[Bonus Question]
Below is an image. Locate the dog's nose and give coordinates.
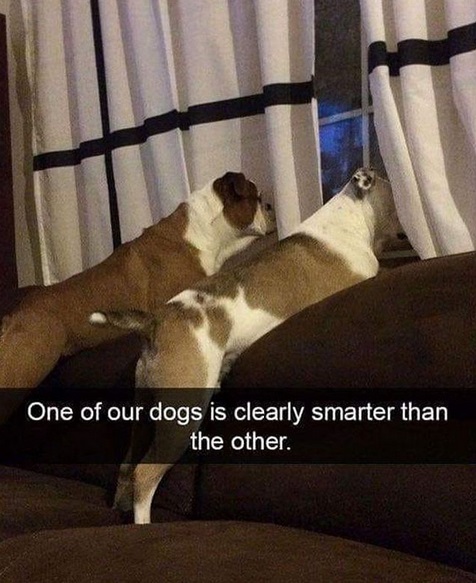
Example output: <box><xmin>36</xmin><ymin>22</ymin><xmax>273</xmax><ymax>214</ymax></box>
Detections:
<box><xmin>265</xmin><ymin>203</ymin><xmax>273</xmax><ymax>211</ymax></box>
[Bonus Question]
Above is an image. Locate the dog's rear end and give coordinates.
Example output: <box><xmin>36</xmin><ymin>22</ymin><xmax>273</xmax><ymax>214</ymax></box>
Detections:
<box><xmin>90</xmin><ymin>305</ymin><xmax>214</xmax><ymax>523</ymax></box>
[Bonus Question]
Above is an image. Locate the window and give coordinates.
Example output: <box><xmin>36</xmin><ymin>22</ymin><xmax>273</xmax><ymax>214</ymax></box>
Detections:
<box><xmin>314</xmin><ymin>0</ymin><xmax>386</xmax><ymax>202</ymax></box>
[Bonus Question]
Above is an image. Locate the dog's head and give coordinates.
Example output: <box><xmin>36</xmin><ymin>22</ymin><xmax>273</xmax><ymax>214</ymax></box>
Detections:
<box><xmin>350</xmin><ymin>167</ymin><xmax>406</xmax><ymax>253</ymax></box>
<box><xmin>351</xmin><ymin>167</ymin><xmax>377</xmax><ymax>197</ymax></box>
<box><xmin>212</xmin><ymin>172</ymin><xmax>276</xmax><ymax>236</ymax></box>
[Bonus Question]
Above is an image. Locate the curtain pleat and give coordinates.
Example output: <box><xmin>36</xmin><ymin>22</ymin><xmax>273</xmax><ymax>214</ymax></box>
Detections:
<box><xmin>361</xmin><ymin>0</ymin><xmax>476</xmax><ymax>258</ymax></box>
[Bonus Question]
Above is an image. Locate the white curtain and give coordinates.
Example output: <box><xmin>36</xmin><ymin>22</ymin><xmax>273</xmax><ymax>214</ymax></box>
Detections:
<box><xmin>360</xmin><ymin>0</ymin><xmax>476</xmax><ymax>258</ymax></box>
<box><xmin>21</xmin><ymin>0</ymin><xmax>321</xmax><ymax>284</ymax></box>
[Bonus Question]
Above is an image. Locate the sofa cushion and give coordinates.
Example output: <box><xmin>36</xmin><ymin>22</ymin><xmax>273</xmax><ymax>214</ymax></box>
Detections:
<box><xmin>0</xmin><ymin>465</ymin><xmax>123</xmax><ymax>542</ymax></box>
<box><xmin>195</xmin><ymin>464</ymin><xmax>476</xmax><ymax>573</ymax></box>
<box><xmin>0</xmin><ymin>520</ymin><xmax>473</xmax><ymax>583</ymax></box>
<box><xmin>224</xmin><ymin>251</ymin><xmax>476</xmax><ymax>388</ymax></box>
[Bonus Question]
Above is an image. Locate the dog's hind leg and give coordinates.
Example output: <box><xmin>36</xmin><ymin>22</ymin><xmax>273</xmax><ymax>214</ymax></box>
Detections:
<box><xmin>134</xmin><ymin>462</ymin><xmax>172</xmax><ymax>524</ymax></box>
<box><xmin>0</xmin><ymin>311</ymin><xmax>67</xmax><ymax>390</ymax></box>
<box><xmin>113</xmin><ymin>387</ymin><xmax>157</xmax><ymax>513</ymax></box>
<box><xmin>132</xmin><ymin>387</ymin><xmax>215</xmax><ymax>524</ymax></box>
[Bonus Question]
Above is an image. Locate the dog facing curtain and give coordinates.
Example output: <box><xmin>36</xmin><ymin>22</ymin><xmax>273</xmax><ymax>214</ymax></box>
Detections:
<box><xmin>361</xmin><ymin>0</ymin><xmax>476</xmax><ymax>258</ymax></box>
<box><xmin>21</xmin><ymin>0</ymin><xmax>320</xmax><ymax>284</ymax></box>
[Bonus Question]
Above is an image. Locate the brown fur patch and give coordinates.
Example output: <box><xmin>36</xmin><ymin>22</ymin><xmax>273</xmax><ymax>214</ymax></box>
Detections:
<box><xmin>134</xmin><ymin>463</ymin><xmax>171</xmax><ymax>506</ymax></box>
<box><xmin>194</xmin><ymin>234</ymin><xmax>363</xmax><ymax>320</ymax></box>
<box><xmin>213</xmin><ymin>172</ymin><xmax>260</xmax><ymax>230</ymax></box>
<box><xmin>146</xmin><ymin>303</ymin><xmax>207</xmax><ymax>388</ymax></box>
<box><xmin>206</xmin><ymin>305</ymin><xmax>233</xmax><ymax>348</ymax></box>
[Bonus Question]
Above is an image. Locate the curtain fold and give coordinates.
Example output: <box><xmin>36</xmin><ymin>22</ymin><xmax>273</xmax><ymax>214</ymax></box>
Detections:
<box><xmin>22</xmin><ymin>0</ymin><xmax>321</xmax><ymax>284</ymax></box>
<box><xmin>361</xmin><ymin>0</ymin><xmax>476</xmax><ymax>258</ymax></box>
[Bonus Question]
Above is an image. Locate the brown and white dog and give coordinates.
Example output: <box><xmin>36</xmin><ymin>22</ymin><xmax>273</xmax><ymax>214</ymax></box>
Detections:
<box><xmin>0</xmin><ymin>172</ymin><xmax>275</xmax><ymax>389</ymax></box>
<box><xmin>91</xmin><ymin>167</ymin><xmax>404</xmax><ymax>524</ymax></box>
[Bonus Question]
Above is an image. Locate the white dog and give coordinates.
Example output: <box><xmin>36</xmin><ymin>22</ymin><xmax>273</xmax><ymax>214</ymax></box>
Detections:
<box><xmin>91</xmin><ymin>167</ymin><xmax>404</xmax><ymax>524</ymax></box>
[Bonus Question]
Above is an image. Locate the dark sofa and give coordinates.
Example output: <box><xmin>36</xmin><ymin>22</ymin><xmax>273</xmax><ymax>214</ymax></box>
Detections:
<box><xmin>0</xmin><ymin>251</ymin><xmax>475</xmax><ymax>582</ymax></box>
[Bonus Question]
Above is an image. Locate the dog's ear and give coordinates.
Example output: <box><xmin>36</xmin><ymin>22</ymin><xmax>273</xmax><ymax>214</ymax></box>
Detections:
<box><xmin>226</xmin><ymin>172</ymin><xmax>247</xmax><ymax>199</ymax></box>
<box><xmin>213</xmin><ymin>172</ymin><xmax>256</xmax><ymax>201</ymax></box>
<box><xmin>351</xmin><ymin>167</ymin><xmax>376</xmax><ymax>198</ymax></box>
<box><xmin>89</xmin><ymin>309</ymin><xmax>157</xmax><ymax>338</ymax></box>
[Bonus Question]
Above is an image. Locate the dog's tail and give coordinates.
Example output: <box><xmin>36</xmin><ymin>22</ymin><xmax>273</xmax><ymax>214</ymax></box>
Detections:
<box><xmin>89</xmin><ymin>310</ymin><xmax>157</xmax><ymax>337</ymax></box>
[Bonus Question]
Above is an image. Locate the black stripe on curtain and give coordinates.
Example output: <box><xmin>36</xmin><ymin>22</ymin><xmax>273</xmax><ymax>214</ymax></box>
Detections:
<box><xmin>368</xmin><ymin>21</ymin><xmax>476</xmax><ymax>76</ymax></box>
<box><xmin>90</xmin><ymin>0</ymin><xmax>122</xmax><ymax>248</ymax></box>
<box><xmin>32</xmin><ymin>80</ymin><xmax>314</xmax><ymax>171</ymax></box>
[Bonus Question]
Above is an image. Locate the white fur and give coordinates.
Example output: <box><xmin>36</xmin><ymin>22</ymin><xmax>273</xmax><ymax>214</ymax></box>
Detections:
<box><xmin>223</xmin><ymin>288</ymin><xmax>283</xmax><ymax>350</ymax></box>
<box><xmin>89</xmin><ymin>312</ymin><xmax>107</xmax><ymax>325</ymax></box>
<box><xmin>192</xmin><ymin>319</ymin><xmax>225</xmax><ymax>388</ymax></box>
